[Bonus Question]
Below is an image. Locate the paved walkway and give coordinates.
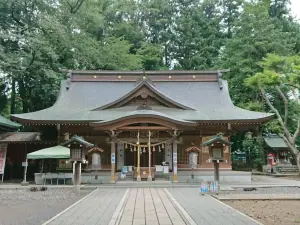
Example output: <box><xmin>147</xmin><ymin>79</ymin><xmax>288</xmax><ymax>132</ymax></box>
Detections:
<box><xmin>168</xmin><ymin>188</ymin><xmax>260</xmax><ymax>225</ymax></box>
<box><xmin>45</xmin><ymin>189</ymin><xmax>126</xmax><ymax>225</ymax></box>
<box><xmin>44</xmin><ymin>188</ymin><xmax>260</xmax><ymax>225</ymax></box>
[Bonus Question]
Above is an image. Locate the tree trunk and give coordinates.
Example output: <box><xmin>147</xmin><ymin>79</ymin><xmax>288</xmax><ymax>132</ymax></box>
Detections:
<box><xmin>18</xmin><ymin>80</ymin><xmax>28</xmax><ymax>113</ymax></box>
<box><xmin>10</xmin><ymin>78</ymin><xmax>16</xmax><ymax>114</ymax></box>
<box><xmin>296</xmin><ymin>152</ymin><xmax>300</xmax><ymax>175</ymax></box>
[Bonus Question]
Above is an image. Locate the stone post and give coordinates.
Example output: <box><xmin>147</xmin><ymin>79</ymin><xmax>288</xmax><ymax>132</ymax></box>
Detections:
<box><xmin>73</xmin><ymin>161</ymin><xmax>81</xmax><ymax>193</ymax></box>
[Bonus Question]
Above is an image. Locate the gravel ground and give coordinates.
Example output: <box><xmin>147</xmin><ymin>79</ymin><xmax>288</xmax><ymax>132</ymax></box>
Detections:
<box><xmin>226</xmin><ymin>200</ymin><xmax>300</xmax><ymax>225</ymax></box>
<box><xmin>221</xmin><ymin>186</ymin><xmax>300</xmax><ymax>194</ymax></box>
<box><xmin>0</xmin><ymin>188</ymin><xmax>92</xmax><ymax>225</ymax></box>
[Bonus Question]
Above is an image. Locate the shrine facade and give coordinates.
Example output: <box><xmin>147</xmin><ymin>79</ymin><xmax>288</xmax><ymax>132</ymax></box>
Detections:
<box><xmin>11</xmin><ymin>70</ymin><xmax>273</xmax><ymax>182</ymax></box>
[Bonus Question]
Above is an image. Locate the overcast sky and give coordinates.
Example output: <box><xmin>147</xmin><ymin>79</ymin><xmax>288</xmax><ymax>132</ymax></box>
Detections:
<box><xmin>291</xmin><ymin>0</ymin><xmax>300</xmax><ymax>20</ymax></box>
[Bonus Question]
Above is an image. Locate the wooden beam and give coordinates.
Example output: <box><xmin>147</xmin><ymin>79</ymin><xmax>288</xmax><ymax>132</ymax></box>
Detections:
<box><xmin>118</xmin><ymin>126</ymin><xmax>171</xmax><ymax>130</ymax></box>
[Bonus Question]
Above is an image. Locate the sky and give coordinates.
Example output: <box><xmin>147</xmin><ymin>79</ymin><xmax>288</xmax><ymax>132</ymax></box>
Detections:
<box><xmin>291</xmin><ymin>0</ymin><xmax>300</xmax><ymax>20</ymax></box>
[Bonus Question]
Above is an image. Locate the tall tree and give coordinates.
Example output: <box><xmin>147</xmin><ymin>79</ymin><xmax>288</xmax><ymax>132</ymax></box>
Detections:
<box><xmin>220</xmin><ymin>0</ymin><xmax>244</xmax><ymax>39</ymax></box>
<box><xmin>246</xmin><ymin>54</ymin><xmax>300</xmax><ymax>172</ymax></box>
<box><xmin>218</xmin><ymin>1</ymin><xmax>295</xmax><ymax>106</ymax></box>
<box><xmin>172</xmin><ymin>0</ymin><xmax>223</xmax><ymax>69</ymax></box>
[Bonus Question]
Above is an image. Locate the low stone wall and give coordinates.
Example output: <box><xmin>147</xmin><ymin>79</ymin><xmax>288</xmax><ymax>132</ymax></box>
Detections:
<box><xmin>176</xmin><ymin>170</ymin><xmax>251</xmax><ymax>183</ymax></box>
<box><xmin>80</xmin><ymin>170</ymin><xmax>251</xmax><ymax>184</ymax></box>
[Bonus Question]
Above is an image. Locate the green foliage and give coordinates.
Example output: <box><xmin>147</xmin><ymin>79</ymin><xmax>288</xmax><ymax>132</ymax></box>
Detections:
<box><xmin>172</xmin><ymin>0</ymin><xmax>224</xmax><ymax>69</ymax></box>
<box><xmin>219</xmin><ymin>2</ymin><xmax>295</xmax><ymax>105</ymax></box>
<box><xmin>0</xmin><ymin>0</ymin><xmax>299</xmax><ymax>159</ymax></box>
<box><xmin>242</xmin><ymin>133</ymin><xmax>263</xmax><ymax>170</ymax></box>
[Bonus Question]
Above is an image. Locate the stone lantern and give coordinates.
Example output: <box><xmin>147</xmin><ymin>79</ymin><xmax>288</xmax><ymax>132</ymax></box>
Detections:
<box><xmin>202</xmin><ymin>134</ymin><xmax>230</xmax><ymax>184</ymax></box>
<box><xmin>61</xmin><ymin>135</ymin><xmax>94</xmax><ymax>192</ymax></box>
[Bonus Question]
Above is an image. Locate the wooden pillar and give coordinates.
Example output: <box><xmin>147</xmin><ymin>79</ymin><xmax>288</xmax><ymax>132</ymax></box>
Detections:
<box><xmin>137</xmin><ymin>145</ymin><xmax>141</xmax><ymax>181</ymax></box>
<box><xmin>148</xmin><ymin>130</ymin><xmax>152</xmax><ymax>181</ymax></box>
<box><xmin>110</xmin><ymin>141</ymin><xmax>116</xmax><ymax>183</ymax></box>
<box><xmin>213</xmin><ymin>161</ymin><xmax>220</xmax><ymax>182</ymax></box>
<box><xmin>173</xmin><ymin>140</ymin><xmax>178</xmax><ymax>182</ymax></box>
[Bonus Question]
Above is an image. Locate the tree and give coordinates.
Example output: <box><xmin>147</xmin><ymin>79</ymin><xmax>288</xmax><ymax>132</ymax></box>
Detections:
<box><xmin>172</xmin><ymin>0</ymin><xmax>223</xmax><ymax>69</ymax></box>
<box><xmin>246</xmin><ymin>54</ymin><xmax>300</xmax><ymax>172</ymax></box>
<box><xmin>218</xmin><ymin>1</ymin><xmax>295</xmax><ymax>106</ymax></box>
<box><xmin>220</xmin><ymin>0</ymin><xmax>244</xmax><ymax>39</ymax></box>
<box><xmin>0</xmin><ymin>0</ymin><xmax>143</xmax><ymax>114</ymax></box>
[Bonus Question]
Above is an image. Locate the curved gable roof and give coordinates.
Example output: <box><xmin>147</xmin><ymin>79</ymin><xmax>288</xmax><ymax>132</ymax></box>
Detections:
<box><xmin>92</xmin><ymin>80</ymin><xmax>195</xmax><ymax>110</ymax></box>
<box><xmin>10</xmin><ymin>70</ymin><xmax>274</xmax><ymax>124</ymax></box>
<box><xmin>90</xmin><ymin>110</ymin><xmax>198</xmax><ymax>127</ymax></box>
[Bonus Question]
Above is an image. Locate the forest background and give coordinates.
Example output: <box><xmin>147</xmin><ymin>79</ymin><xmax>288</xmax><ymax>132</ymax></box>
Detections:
<box><xmin>1</xmin><ymin>0</ymin><xmax>300</xmax><ymax>170</ymax></box>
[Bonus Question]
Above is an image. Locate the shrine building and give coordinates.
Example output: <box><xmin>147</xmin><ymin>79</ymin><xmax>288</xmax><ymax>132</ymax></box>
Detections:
<box><xmin>11</xmin><ymin>70</ymin><xmax>273</xmax><ymax>183</ymax></box>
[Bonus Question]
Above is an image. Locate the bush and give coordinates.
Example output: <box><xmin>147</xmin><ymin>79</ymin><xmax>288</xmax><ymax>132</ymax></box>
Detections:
<box><xmin>39</xmin><ymin>187</ymin><xmax>48</xmax><ymax>191</ymax></box>
<box><xmin>29</xmin><ymin>187</ymin><xmax>38</xmax><ymax>192</ymax></box>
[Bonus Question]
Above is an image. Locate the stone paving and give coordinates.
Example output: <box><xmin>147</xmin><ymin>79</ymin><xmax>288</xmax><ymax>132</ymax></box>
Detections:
<box><xmin>168</xmin><ymin>188</ymin><xmax>260</xmax><ymax>225</ymax></box>
<box><xmin>45</xmin><ymin>188</ymin><xmax>126</xmax><ymax>225</ymax></box>
<box><xmin>44</xmin><ymin>188</ymin><xmax>261</xmax><ymax>225</ymax></box>
<box><xmin>117</xmin><ymin>188</ymin><xmax>186</xmax><ymax>225</ymax></box>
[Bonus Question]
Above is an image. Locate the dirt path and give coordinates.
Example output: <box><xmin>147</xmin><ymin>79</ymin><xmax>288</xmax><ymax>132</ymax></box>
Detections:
<box><xmin>0</xmin><ymin>188</ymin><xmax>91</xmax><ymax>225</ymax></box>
<box><xmin>226</xmin><ymin>200</ymin><xmax>300</xmax><ymax>225</ymax></box>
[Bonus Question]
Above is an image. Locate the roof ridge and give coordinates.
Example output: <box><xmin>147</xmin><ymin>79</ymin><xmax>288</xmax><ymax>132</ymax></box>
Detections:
<box><xmin>60</xmin><ymin>69</ymin><xmax>230</xmax><ymax>76</ymax></box>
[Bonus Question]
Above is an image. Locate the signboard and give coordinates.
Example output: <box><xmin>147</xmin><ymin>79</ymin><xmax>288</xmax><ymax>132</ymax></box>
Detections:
<box><xmin>200</xmin><ymin>181</ymin><xmax>219</xmax><ymax>194</ymax></box>
<box><xmin>0</xmin><ymin>144</ymin><xmax>7</xmax><ymax>175</ymax></box>
<box><xmin>111</xmin><ymin>153</ymin><xmax>116</xmax><ymax>164</ymax></box>
<box><xmin>173</xmin><ymin>152</ymin><xmax>177</xmax><ymax>163</ymax></box>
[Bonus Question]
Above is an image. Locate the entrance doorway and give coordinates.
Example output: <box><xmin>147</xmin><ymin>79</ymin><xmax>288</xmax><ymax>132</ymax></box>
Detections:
<box><xmin>124</xmin><ymin>150</ymin><xmax>164</xmax><ymax>167</ymax></box>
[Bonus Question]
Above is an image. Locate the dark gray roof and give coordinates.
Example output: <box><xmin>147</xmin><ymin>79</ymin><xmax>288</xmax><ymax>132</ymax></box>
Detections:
<box><xmin>11</xmin><ymin>71</ymin><xmax>273</xmax><ymax>123</ymax></box>
<box><xmin>264</xmin><ymin>135</ymin><xmax>289</xmax><ymax>149</ymax></box>
<box><xmin>93</xmin><ymin>80</ymin><xmax>194</xmax><ymax>110</ymax></box>
<box><xmin>0</xmin><ymin>132</ymin><xmax>39</xmax><ymax>143</ymax></box>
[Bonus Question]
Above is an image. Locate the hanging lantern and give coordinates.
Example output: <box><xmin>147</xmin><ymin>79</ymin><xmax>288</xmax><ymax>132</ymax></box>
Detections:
<box><xmin>152</xmin><ymin>146</ymin><xmax>155</xmax><ymax>152</ymax></box>
<box><xmin>159</xmin><ymin>145</ymin><xmax>161</xmax><ymax>152</ymax></box>
<box><xmin>134</xmin><ymin>146</ymin><xmax>137</xmax><ymax>151</ymax></box>
<box><xmin>125</xmin><ymin>143</ymin><xmax>128</xmax><ymax>148</ymax></box>
<box><xmin>143</xmin><ymin>147</ymin><xmax>146</xmax><ymax>153</ymax></box>
<box><xmin>130</xmin><ymin>147</ymin><xmax>133</xmax><ymax>152</ymax></box>
<box><xmin>161</xmin><ymin>143</ymin><xmax>165</xmax><ymax>149</ymax></box>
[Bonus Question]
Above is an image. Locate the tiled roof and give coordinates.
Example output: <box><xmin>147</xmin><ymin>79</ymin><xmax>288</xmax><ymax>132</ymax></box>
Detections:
<box><xmin>91</xmin><ymin>110</ymin><xmax>198</xmax><ymax>127</ymax></box>
<box><xmin>11</xmin><ymin>70</ymin><xmax>274</xmax><ymax>123</ymax></box>
<box><xmin>264</xmin><ymin>135</ymin><xmax>289</xmax><ymax>149</ymax></box>
<box><xmin>0</xmin><ymin>132</ymin><xmax>39</xmax><ymax>143</ymax></box>
<box><xmin>61</xmin><ymin>135</ymin><xmax>94</xmax><ymax>147</ymax></box>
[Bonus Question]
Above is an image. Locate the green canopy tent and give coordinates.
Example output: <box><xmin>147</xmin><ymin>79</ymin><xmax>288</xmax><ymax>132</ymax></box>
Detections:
<box><xmin>27</xmin><ymin>145</ymin><xmax>70</xmax><ymax>159</ymax></box>
<box><xmin>22</xmin><ymin>146</ymin><xmax>70</xmax><ymax>185</ymax></box>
